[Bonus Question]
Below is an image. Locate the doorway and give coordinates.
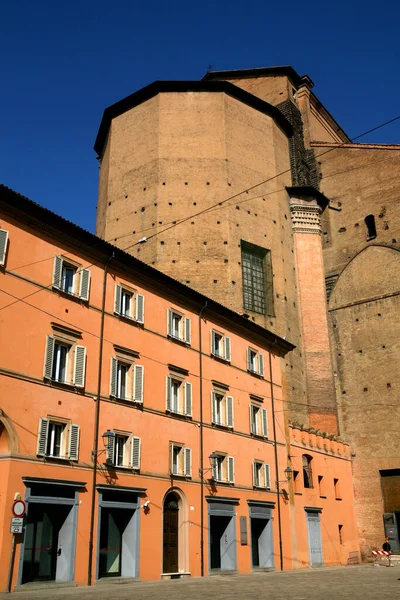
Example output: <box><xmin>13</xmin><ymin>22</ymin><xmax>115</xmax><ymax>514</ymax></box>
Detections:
<box><xmin>99</xmin><ymin>508</ymin><xmax>133</xmax><ymax>577</ymax></box>
<box><xmin>163</xmin><ymin>492</ymin><xmax>179</xmax><ymax>573</ymax></box>
<box><xmin>384</xmin><ymin>513</ymin><xmax>400</xmax><ymax>554</ymax></box>
<box><xmin>249</xmin><ymin>501</ymin><xmax>275</xmax><ymax>570</ymax></box>
<box><xmin>207</xmin><ymin>498</ymin><xmax>237</xmax><ymax>572</ymax></box>
<box><xmin>22</xmin><ymin>504</ymin><xmax>72</xmax><ymax>583</ymax></box>
<box><xmin>306</xmin><ymin>510</ymin><xmax>323</xmax><ymax>566</ymax></box>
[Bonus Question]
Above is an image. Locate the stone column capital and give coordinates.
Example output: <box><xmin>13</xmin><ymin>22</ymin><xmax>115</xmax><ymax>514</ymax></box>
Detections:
<box><xmin>289</xmin><ymin>200</ymin><xmax>322</xmax><ymax>234</ymax></box>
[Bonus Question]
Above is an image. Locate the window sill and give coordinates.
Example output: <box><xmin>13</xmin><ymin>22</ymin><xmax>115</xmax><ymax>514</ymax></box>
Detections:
<box><xmin>110</xmin><ymin>396</ymin><xmax>143</xmax><ymax>407</ymax></box>
<box><xmin>212</xmin><ymin>479</ymin><xmax>235</xmax><ymax>486</ymax></box>
<box><xmin>253</xmin><ymin>486</ymin><xmax>271</xmax><ymax>491</ymax></box>
<box><xmin>211</xmin><ymin>353</ymin><xmax>230</xmax><ymax>364</ymax></box>
<box><xmin>247</xmin><ymin>370</ymin><xmax>264</xmax><ymax>379</ymax></box>
<box><xmin>251</xmin><ymin>433</ymin><xmax>268</xmax><ymax>440</ymax></box>
<box><xmin>212</xmin><ymin>422</ymin><xmax>233</xmax><ymax>431</ymax></box>
<box><xmin>45</xmin><ymin>379</ymin><xmax>84</xmax><ymax>392</ymax></box>
<box><xmin>170</xmin><ymin>473</ymin><xmax>191</xmax><ymax>480</ymax></box>
<box><xmin>105</xmin><ymin>463</ymin><xmax>139</xmax><ymax>472</ymax></box>
<box><xmin>53</xmin><ymin>287</ymin><xmax>88</xmax><ymax>303</ymax></box>
<box><xmin>167</xmin><ymin>334</ymin><xmax>190</xmax><ymax>347</ymax></box>
<box><xmin>166</xmin><ymin>410</ymin><xmax>192</xmax><ymax>420</ymax></box>
<box><xmin>117</xmin><ymin>313</ymin><xmax>144</xmax><ymax>327</ymax></box>
<box><xmin>39</xmin><ymin>455</ymin><xmax>73</xmax><ymax>463</ymax></box>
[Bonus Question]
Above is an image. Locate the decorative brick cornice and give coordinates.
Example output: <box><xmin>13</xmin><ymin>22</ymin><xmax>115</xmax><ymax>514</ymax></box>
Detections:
<box><xmin>289</xmin><ymin>202</ymin><xmax>322</xmax><ymax>234</ymax></box>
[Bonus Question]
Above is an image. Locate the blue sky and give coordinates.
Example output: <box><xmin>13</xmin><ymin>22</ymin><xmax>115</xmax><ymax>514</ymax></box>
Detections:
<box><xmin>1</xmin><ymin>0</ymin><xmax>399</xmax><ymax>232</ymax></box>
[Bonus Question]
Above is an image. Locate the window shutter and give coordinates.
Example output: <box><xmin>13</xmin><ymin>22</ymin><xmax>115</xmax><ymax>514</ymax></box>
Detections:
<box><xmin>261</xmin><ymin>408</ymin><xmax>268</xmax><ymax>438</ymax></box>
<box><xmin>224</xmin><ymin>337</ymin><xmax>231</xmax><ymax>362</ymax></box>
<box><xmin>167</xmin><ymin>309</ymin><xmax>173</xmax><ymax>336</ymax></box>
<box><xmin>68</xmin><ymin>424</ymin><xmax>80</xmax><ymax>461</ymax></box>
<box><xmin>73</xmin><ymin>345</ymin><xmax>86</xmax><ymax>387</ymax></box>
<box><xmin>227</xmin><ymin>456</ymin><xmax>235</xmax><ymax>483</ymax></box>
<box><xmin>130</xmin><ymin>436</ymin><xmax>141</xmax><ymax>469</ymax></box>
<box><xmin>79</xmin><ymin>268</ymin><xmax>91</xmax><ymax>301</ymax></box>
<box><xmin>259</xmin><ymin>353</ymin><xmax>265</xmax><ymax>377</ymax></box>
<box><xmin>250</xmin><ymin>405</ymin><xmax>257</xmax><ymax>434</ymax></box>
<box><xmin>226</xmin><ymin>396</ymin><xmax>234</xmax><ymax>428</ymax></box>
<box><xmin>211</xmin><ymin>391</ymin><xmax>217</xmax><ymax>424</ymax></box>
<box><xmin>264</xmin><ymin>463</ymin><xmax>271</xmax><ymax>489</ymax></box>
<box><xmin>166</xmin><ymin>376</ymin><xmax>172</xmax><ymax>411</ymax></box>
<box><xmin>184</xmin><ymin>447</ymin><xmax>192</xmax><ymax>477</ymax></box>
<box><xmin>110</xmin><ymin>357</ymin><xmax>117</xmax><ymax>396</ymax></box>
<box><xmin>171</xmin><ymin>444</ymin><xmax>177</xmax><ymax>475</ymax></box>
<box><xmin>114</xmin><ymin>284</ymin><xmax>122</xmax><ymax>314</ymax></box>
<box><xmin>0</xmin><ymin>229</ymin><xmax>9</xmax><ymax>266</ymax></box>
<box><xmin>184</xmin><ymin>381</ymin><xmax>192</xmax><ymax>416</ymax></box>
<box><xmin>247</xmin><ymin>348</ymin><xmax>252</xmax><ymax>371</ymax></box>
<box><xmin>212</xmin><ymin>459</ymin><xmax>218</xmax><ymax>481</ymax></box>
<box><xmin>106</xmin><ymin>434</ymin><xmax>115</xmax><ymax>465</ymax></box>
<box><xmin>37</xmin><ymin>418</ymin><xmax>49</xmax><ymax>456</ymax></box>
<box><xmin>133</xmin><ymin>365</ymin><xmax>144</xmax><ymax>403</ymax></box>
<box><xmin>52</xmin><ymin>256</ymin><xmax>63</xmax><ymax>289</ymax></box>
<box><xmin>43</xmin><ymin>335</ymin><xmax>55</xmax><ymax>379</ymax></box>
<box><xmin>252</xmin><ymin>461</ymin><xmax>257</xmax><ymax>487</ymax></box>
<box><xmin>211</xmin><ymin>330</ymin><xmax>216</xmax><ymax>355</ymax></box>
<box><xmin>135</xmin><ymin>294</ymin><xmax>145</xmax><ymax>323</ymax></box>
<box><xmin>184</xmin><ymin>317</ymin><xmax>191</xmax><ymax>344</ymax></box>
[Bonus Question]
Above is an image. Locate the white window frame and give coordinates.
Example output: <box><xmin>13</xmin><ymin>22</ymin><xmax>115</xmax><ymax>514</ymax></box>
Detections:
<box><xmin>43</xmin><ymin>336</ymin><xmax>86</xmax><ymax>388</ymax></box>
<box><xmin>253</xmin><ymin>461</ymin><xmax>271</xmax><ymax>489</ymax></box>
<box><xmin>105</xmin><ymin>432</ymin><xmax>141</xmax><ymax>469</ymax></box>
<box><xmin>170</xmin><ymin>443</ymin><xmax>192</xmax><ymax>478</ymax></box>
<box><xmin>110</xmin><ymin>358</ymin><xmax>144</xmax><ymax>403</ymax></box>
<box><xmin>37</xmin><ymin>418</ymin><xmax>80</xmax><ymax>461</ymax></box>
<box><xmin>250</xmin><ymin>404</ymin><xmax>268</xmax><ymax>438</ymax></box>
<box><xmin>0</xmin><ymin>228</ymin><xmax>9</xmax><ymax>266</ymax></box>
<box><xmin>52</xmin><ymin>255</ymin><xmax>91</xmax><ymax>301</ymax></box>
<box><xmin>211</xmin><ymin>391</ymin><xmax>234</xmax><ymax>428</ymax></box>
<box><xmin>212</xmin><ymin>454</ymin><xmax>235</xmax><ymax>484</ymax></box>
<box><xmin>114</xmin><ymin>284</ymin><xmax>145</xmax><ymax>323</ymax></box>
<box><xmin>210</xmin><ymin>330</ymin><xmax>231</xmax><ymax>362</ymax></box>
<box><xmin>167</xmin><ymin>309</ymin><xmax>191</xmax><ymax>344</ymax></box>
<box><xmin>247</xmin><ymin>348</ymin><xmax>264</xmax><ymax>377</ymax></box>
<box><xmin>166</xmin><ymin>376</ymin><xmax>192</xmax><ymax>416</ymax></box>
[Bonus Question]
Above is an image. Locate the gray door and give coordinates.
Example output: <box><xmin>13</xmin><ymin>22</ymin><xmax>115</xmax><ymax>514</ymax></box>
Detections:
<box><xmin>251</xmin><ymin>518</ymin><xmax>274</xmax><ymax>568</ymax></box>
<box><xmin>220</xmin><ymin>516</ymin><xmax>236</xmax><ymax>571</ymax></box>
<box><xmin>306</xmin><ymin>512</ymin><xmax>323</xmax><ymax>566</ymax></box>
<box><xmin>55</xmin><ymin>506</ymin><xmax>74</xmax><ymax>582</ymax></box>
<box><xmin>384</xmin><ymin>513</ymin><xmax>400</xmax><ymax>553</ymax></box>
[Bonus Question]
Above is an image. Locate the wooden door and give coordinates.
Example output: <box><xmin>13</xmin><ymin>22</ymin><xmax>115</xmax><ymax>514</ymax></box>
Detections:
<box><xmin>163</xmin><ymin>493</ymin><xmax>179</xmax><ymax>573</ymax></box>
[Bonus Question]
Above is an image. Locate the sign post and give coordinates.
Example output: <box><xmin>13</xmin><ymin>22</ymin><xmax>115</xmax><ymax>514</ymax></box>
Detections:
<box><xmin>6</xmin><ymin>501</ymin><xmax>26</xmax><ymax>593</ymax></box>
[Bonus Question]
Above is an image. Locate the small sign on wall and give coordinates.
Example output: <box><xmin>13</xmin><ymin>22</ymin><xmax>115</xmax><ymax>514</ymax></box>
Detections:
<box><xmin>240</xmin><ymin>516</ymin><xmax>248</xmax><ymax>545</ymax></box>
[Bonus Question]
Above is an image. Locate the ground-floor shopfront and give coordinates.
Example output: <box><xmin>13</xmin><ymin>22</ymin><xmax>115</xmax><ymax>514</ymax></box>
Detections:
<box><xmin>0</xmin><ymin>460</ymin><xmax>360</xmax><ymax>592</ymax></box>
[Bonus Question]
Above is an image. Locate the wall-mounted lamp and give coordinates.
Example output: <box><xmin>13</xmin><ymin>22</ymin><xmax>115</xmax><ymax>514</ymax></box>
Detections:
<box><xmin>199</xmin><ymin>452</ymin><xmax>219</xmax><ymax>478</ymax></box>
<box><xmin>91</xmin><ymin>430</ymin><xmax>116</xmax><ymax>462</ymax></box>
<box><xmin>277</xmin><ymin>466</ymin><xmax>293</xmax><ymax>485</ymax></box>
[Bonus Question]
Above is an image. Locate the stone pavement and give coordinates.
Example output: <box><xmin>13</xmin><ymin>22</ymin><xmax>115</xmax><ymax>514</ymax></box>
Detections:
<box><xmin>2</xmin><ymin>565</ymin><xmax>400</xmax><ymax>600</ymax></box>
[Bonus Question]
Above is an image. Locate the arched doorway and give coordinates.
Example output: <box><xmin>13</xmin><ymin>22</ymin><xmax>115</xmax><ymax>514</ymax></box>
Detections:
<box><xmin>163</xmin><ymin>492</ymin><xmax>179</xmax><ymax>573</ymax></box>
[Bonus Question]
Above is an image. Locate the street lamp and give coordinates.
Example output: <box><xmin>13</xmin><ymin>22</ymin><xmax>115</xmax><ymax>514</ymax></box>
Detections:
<box><xmin>91</xmin><ymin>430</ymin><xmax>115</xmax><ymax>462</ymax></box>
<box><xmin>199</xmin><ymin>452</ymin><xmax>219</xmax><ymax>478</ymax></box>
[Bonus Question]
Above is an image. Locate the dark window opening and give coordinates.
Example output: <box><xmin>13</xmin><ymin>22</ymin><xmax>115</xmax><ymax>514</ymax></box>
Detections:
<box><xmin>338</xmin><ymin>524</ymin><xmax>343</xmax><ymax>544</ymax></box>
<box><xmin>302</xmin><ymin>454</ymin><xmax>313</xmax><ymax>488</ymax></box>
<box><xmin>241</xmin><ymin>241</ymin><xmax>274</xmax><ymax>316</ymax></box>
<box><xmin>365</xmin><ymin>214</ymin><xmax>377</xmax><ymax>240</ymax></box>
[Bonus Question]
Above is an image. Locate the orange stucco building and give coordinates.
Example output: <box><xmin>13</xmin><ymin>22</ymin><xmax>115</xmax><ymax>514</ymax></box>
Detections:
<box><xmin>0</xmin><ymin>185</ymin><xmax>359</xmax><ymax>592</ymax></box>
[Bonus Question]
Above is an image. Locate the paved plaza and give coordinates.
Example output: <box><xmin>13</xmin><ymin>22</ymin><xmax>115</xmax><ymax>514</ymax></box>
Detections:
<box><xmin>2</xmin><ymin>565</ymin><xmax>400</xmax><ymax>600</ymax></box>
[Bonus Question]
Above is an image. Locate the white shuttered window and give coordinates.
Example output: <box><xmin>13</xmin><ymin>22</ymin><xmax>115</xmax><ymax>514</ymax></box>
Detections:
<box><xmin>37</xmin><ymin>417</ymin><xmax>80</xmax><ymax>461</ymax></box>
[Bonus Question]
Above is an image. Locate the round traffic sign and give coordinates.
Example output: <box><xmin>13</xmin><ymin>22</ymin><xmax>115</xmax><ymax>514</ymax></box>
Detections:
<box><xmin>12</xmin><ymin>500</ymin><xmax>26</xmax><ymax>517</ymax></box>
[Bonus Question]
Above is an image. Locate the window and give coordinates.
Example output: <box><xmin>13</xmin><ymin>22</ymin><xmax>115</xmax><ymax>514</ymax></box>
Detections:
<box><xmin>106</xmin><ymin>432</ymin><xmax>141</xmax><ymax>469</ymax></box>
<box><xmin>253</xmin><ymin>461</ymin><xmax>271</xmax><ymax>489</ymax></box>
<box><xmin>241</xmin><ymin>241</ymin><xmax>274</xmax><ymax>316</ymax></box>
<box><xmin>110</xmin><ymin>358</ymin><xmax>144</xmax><ymax>403</ymax></box>
<box><xmin>334</xmin><ymin>478</ymin><xmax>341</xmax><ymax>499</ymax></box>
<box><xmin>302</xmin><ymin>454</ymin><xmax>313</xmax><ymax>488</ymax></box>
<box><xmin>114</xmin><ymin>284</ymin><xmax>144</xmax><ymax>323</ymax></box>
<box><xmin>212</xmin><ymin>454</ymin><xmax>235</xmax><ymax>484</ymax></box>
<box><xmin>43</xmin><ymin>335</ymin><xmax>86</xmax><ymax>387</ymax></box>
<box><xmin>167</xmin><ymin>309</ymin><xmax>191</xmax><ymax>344</ymax></box>
<box><xmin>52</xmin><ymin>255</ymin><xmax>90</xmax><ymax>301</ymax></box>
<box><xmin>211</xmin><ymin>391</ymin><xmax>234</xmax><ymax>428</ymax></box>
<box><xmin>170</xmin><ymin>444</ymin><xmax>192</xmax><ymax>477</ymax></box>
<box><xmin>166</xmin><ymin>376</ymin><xmax>192</xmax><ymax>416</ymax></box>
<box><xmin>0</xmin><ymin>228</ymin><xmax>9</xmax><ymax>266</ymax></box>
<box><xmin>37</xmin><ymin>418</ymin><xmax>80</xmax><ymax>461</ymax></box>
<box><xmin>338</xmin><ymin>524</ymin><xmax>343</xmax><ymax>545</ymax></box>
<box><xmin>247</xmin><ymin>348</ymin><xmax>264</xmax><ymax>377</ymax></box>
<box><xmin>365</xmin><ymin>214</ymin><xmax>377</xmax><ymax>240</ymax></box>
<box><xmin>318</xmin><ymin>475</ymin><xmax>326</xmax><ymax>497</ymax></box>
<box><xmin>250</xmin><ymin>404</ymin><xmax>268</xmax><ymax>437</ymax></box>
<box><xmin>210</xmin><ymin>330</ymin><xmax>231</xmax><ymax>362</ymax></box>
<box><xmin>293</xmin><ymin>470</ymin><xmax>300</xmax><ymax>493</ymax></box>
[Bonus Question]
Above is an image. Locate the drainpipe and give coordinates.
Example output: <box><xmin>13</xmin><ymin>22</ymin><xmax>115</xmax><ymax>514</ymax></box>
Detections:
<box><xmin>269</xmin><ymin>352</ymin><xmax>284</xmax><ymax>571</ymax></box>
<box><xmin>87</xmin><ymin>252</ymin><xmax>114</xmax><ymax>586</ymax></box>
<box><xmin>198</xmin><ymin>301</ymin><xmax>208</xmax><ymax>577</ymax></box>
